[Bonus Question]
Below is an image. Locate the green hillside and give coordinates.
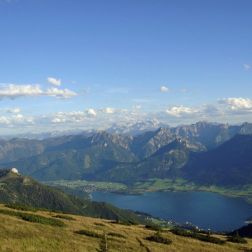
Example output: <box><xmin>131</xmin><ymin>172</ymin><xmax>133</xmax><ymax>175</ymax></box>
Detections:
<box><xmin>0</xmin><ymin>169</ymin><xmax>144</xmax><ymax>224</ymax></box>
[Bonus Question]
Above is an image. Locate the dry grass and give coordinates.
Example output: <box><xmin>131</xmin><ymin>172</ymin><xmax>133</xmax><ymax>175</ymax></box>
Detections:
<box><xmin>0</xmin><ymin>204</ymin><xmax>251</xmax><ymax>252</ymax></box>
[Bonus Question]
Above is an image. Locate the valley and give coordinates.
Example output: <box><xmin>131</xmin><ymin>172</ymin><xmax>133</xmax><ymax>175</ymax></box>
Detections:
<box><xmin>46</xmin><ymin>178</ymin><xmax>252</xmax><ymax>231</ymax></box>
<box><xmin>46</xmin><ymin>178</ymin><xmax>252</xmax><ymax>205</ymax></box>
<box><xmin>1</xmin><ymin>122</ymin><xmax>252</xmax><ymax>237</ymax></box>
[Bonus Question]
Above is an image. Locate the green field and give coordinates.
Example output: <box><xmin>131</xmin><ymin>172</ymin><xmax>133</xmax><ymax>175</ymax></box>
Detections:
<box><xmin>46</xmin><ymin>178</ymin><xmax>252</xmax><ymax>204</ymax></box>
<box><xmin>131</xmin><ymin>179</ymin><xmax>252</xmax><ymax>204</ymax></box>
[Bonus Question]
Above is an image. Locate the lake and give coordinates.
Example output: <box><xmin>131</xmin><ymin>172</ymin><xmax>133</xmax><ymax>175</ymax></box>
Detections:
<box><xmin>92</xmin><ymin>191</ymin><xmax>252</xmax><ymax>231</ymax></box>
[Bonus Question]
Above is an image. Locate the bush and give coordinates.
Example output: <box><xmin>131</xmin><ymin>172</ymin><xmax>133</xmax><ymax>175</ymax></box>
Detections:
<box><xmin>5</xmin><ymin>204</ymin><xmax>37</xmax><ymax>212</ymax></box>
<box><xmin>0</xmin><ymin>209</ymin><xmax>65</xmax><ymax>227</ymax></box>
<box><xmin>171</xmin><ymin>228</ymin><xmax>225</xmax><ymax>245</ymax></box>
<box><xmin>171</xmin><ymin>228</ymin><xmax>191</xmax><ymax>236</ymax></box>
<box><xmin>145</xmin><ymin>224</ymin><xmax>161</xmax><ymax>231</ymax></box>
<box><xmin>196</xmin><ymin>234</ymin><xmax>225</xmax><ymax>244</ymax></box>
<box><xmin>145</xmin><ymin>231</ymin><xmax>172</xmax><ymax>245</ymax></box>
<box><xmin>20</xmin><ymin>214</ymin><xmax>65</xmax><ymax>227</ymax></box>
<box><xmin>94</xmin><ymin>222</ymin><xmax>106</xmax><ymax>227</ymax></box>
<box><xmin>227</xmin><ymin>233</ymin><xmax>247</xmax><ymax>244</ymax></box>
<box><xmin>75</xmin><ymin>229</ymin><xmax>102</xmax><ymax>238</ymax></box>
<box><xmin>107</xmin><ymin>232</ymin><xmax>126</xmax><ymax>238</ymax></box>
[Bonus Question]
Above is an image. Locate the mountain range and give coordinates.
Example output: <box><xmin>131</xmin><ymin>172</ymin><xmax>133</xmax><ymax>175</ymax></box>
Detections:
<box><xmin>0</xmin><ymin>121</ymin><xmax>252</xmax><ymax>187</ymax></box>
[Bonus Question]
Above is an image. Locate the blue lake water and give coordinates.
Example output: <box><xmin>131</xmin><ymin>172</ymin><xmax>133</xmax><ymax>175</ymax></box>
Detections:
<box><xmin>92</xmin><ymin>191</ymin><xmax>252</xmax><ymax>231</ymax></box>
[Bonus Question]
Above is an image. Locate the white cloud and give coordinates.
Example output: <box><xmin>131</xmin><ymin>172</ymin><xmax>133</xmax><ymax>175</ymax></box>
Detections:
<box><xmin>0</xmin><ymin>84</ymin><xmax>76</xmax><ymax>99</ymax></box>
<box><xmin>219</xmin><ymin>97</ymin><xmax>252</xmax><ymax>111</ymax></box>
<box><xmin>52</xmin><ymin>111</ymin><xmax>86</xmax><ymax>123</ymax></box>
<box><xmin>103</xmin><ymin>107</ymin><xmax>115</xmax><ymax>114</ymax></box>
<box><xmin>86</xmin><ymin>108</ymin><xmax>97</xmax><ymax>117</ymax></box>
<box><xmin>166</xmin><ymin>106</ymin><xmax>198</xmax><ymax>117</ymax></box>
<box><xmin>47</xmin><ymin>77</ymin><xmax>61</xmax><ymax>86</ymax></box>
<box><xmin>160</xmin><ymin>86</ymin><xmax>170</xmax><ymax>93</ymax></box>
<box><xmin>0</xmin><ymin>113</ymin><xmax>34</xmax><ymax>126</ymax></box>
<box><xmin>2</xmin><ymin>97</ymin><xmax>252</xmax><ymax>133</ymax></box>
<box><xmin>0</xmin><ymin>116</ymin><xmax>10</xmax><ymax>125</ymax></box>
<box><xmin>133</xmin><ymin>104</ymin><xmax>142</xmax><ymax>110</ymax></box>
<box><xmin>0</xmin><ymin>84</ymin><xmax>42</xmax><ymax>98</ymax></box>
<box><xmin>13</xmin><ymin>114</ymin><xmax>24</xmax><ymax>121</ymax></box>
<box><xmin>243</xmin><ymin>64</ymin><xmax>251</xmax><ymax>71</ymax></box>
<box><xmin>45</xmin><ymin>87</ymin><xmax>76</xmax><ymax>98</ymax></box>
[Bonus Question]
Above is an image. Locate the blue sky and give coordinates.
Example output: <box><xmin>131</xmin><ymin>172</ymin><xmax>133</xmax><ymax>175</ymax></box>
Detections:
<box><xmin>0</xmin><ymin>0</ymin><xmax>252</xmax><ymax>134</ymax></box>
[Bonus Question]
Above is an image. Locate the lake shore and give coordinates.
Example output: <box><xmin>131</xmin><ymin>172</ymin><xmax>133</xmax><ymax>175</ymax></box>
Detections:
<box><xmin>92</xmin><ymin>190</ymin><xmax>252</xmax><ymax>231</ymax></box>
<box><xmin>45</xmin><ymin>178</ymin><xmax>252</xmax><ymax>205</ymax></box>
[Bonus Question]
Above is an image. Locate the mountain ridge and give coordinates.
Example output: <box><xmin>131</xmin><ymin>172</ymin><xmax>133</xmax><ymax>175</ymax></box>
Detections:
<box><xmin>0</xmin><ymin>121</ymin><xmax>252</xmax><ymax>186</ymax></box>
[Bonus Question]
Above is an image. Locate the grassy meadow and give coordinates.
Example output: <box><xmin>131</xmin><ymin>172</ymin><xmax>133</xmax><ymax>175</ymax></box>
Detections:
<box><xmin>0</xmin><ymin>204</ymin><xmax>252</xmax><ymax>252</ymax></box>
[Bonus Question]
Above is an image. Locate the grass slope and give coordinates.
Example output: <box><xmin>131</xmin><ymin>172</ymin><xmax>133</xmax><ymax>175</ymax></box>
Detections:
<box><xmin>0</xmin><ymin>204</ymin><xmax>251</xmax><ymax>252</ymax></box>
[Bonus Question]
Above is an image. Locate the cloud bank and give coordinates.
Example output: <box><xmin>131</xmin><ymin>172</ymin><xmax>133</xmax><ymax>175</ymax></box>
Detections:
<box><xmin>0</xmin><ymin>84</ymin><xmax>77</xmax><ymax>99</ymax></box>
<box><xmin>166</xmin><ymin>106</ymin><xmax>198</xmax><ymax>117</ymax></box>
<box><xmin>219</xmin><ymin>97</ymin><xmax>252</xmax><ymax>112</ymax></box>
<box><xmin>0</xmin><ymin>96</ymin><xmax>252</xmax><ymax>133</ymax></box>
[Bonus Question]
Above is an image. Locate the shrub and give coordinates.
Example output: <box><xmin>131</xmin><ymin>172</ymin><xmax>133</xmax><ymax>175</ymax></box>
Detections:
<box><xmin>227</xmin><ymin>233</ymin><xmax>247</xmax><ymax>244</ymax></box>
<box><xmin>0</xmin><ymin>209</ymin><xmax>65</xmax><ymax>227</ymax></box>
<box><xmin>196</xmin><ymin>234</ymin><xmax>225</xmax><ymax>244</ymax></box>
<box><xmin>94</xmin><ymin>222</ymin><xmax>106</xmax><ymax>227</ymax></box>
<box><xmin>5</xmin><ymin>204</ymin><xmax>37</xmax><ymax>212</ymax></box>
<box><xmin>20</xmin><ymin>214</ymin><xmax>65</xmax><ymax>227</ymax></box>
<box><xmin>171</xmin><ymin>228</ymin><xmax>191</xmax><ymax>236</ymax></box>
<box><xmin>145</xmin><ymin>231</ymin><xmax>172</xmax><ymax>245</ymax></box>
<box><xmin>107</xmin><ymin>232</ymin><xmax>126</xmax><ymax>238</ymax></box>
<box><xmin>145</xmin><ymin>224</ymin><xmax>161</xmax><ymax>231</ymax></box>
<box><xmin>171</xmin><ymin>228</ymin><xmax>225</xmax><ymax>245</ymax></box>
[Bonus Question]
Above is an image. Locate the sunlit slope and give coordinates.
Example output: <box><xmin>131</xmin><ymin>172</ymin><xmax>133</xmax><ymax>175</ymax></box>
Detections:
<box><xmin>0</xmin><ymin>204</ymin><xmax>251</xmax><ymax>252</ymax></box>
